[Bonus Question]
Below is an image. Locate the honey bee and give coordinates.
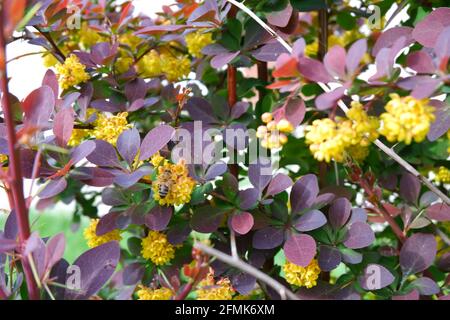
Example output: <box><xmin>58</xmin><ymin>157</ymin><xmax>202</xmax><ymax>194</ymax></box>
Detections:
<box><xmin>157</xmin><ymin>169</ymin><xmax>174</xmax><ymax>199</ymax></box>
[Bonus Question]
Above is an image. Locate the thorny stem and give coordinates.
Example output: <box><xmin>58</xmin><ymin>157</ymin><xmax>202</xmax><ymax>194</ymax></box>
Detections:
<box><xmin>0</xmin><ymin>9</ymin><xmax>40</xmax><ymax>300</ymax></box>
<box><xmin>225</xmin><ymin>0</ymin><xmax>450</xmax><ymax>207</ymax></box>
<box><xmin>194</xmin><ymin>242</ymin><xmax>299</xmax><ymax>300</ymax></box>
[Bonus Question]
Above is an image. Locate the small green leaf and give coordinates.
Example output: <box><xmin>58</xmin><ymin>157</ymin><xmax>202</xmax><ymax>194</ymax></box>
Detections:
<box><xmin>337</xmin><ymin>11</ymin><xmax>357</xmax><ymax>31</ymax></box>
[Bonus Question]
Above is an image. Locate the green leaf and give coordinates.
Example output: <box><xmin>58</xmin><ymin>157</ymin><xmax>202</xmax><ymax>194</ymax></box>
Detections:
<box><xmin>290</xmin><ymin>0</ymin><xmax>327</xmax><ymax>11</ymax></box>
<box><xmin>226</xmin><ymin>18</ymin><xmax>243</xmax><ymax>41</ymax></box>
<box><xmin>337</xmin><ymin>11</ymin><xmax>357</xmax><ymax>31</ymax></box>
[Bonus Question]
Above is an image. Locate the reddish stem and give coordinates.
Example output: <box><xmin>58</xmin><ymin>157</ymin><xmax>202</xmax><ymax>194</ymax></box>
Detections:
<box><xmin>0</xmin><ymin>12</ymin><xmax>40</xmax><ymax>300</ymax></box>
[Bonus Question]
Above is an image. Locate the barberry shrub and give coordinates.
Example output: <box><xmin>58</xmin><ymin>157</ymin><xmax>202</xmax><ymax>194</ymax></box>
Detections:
<box><xmin>0</xmin><ymin>0</ymin><xmax>449</xmax><ymax>301</ymax></box>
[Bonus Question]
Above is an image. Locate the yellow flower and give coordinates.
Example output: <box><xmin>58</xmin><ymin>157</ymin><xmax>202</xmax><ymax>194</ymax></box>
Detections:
<box><xmin>137</xmin><ymin>50</ymin><xmax>163</xmax><ymax>78</ymax></box>
<box><xmin>185</xmin><ymin>30</ymin><xmax>214</xmax><ymax>57</ymax></box>
<box><xmin>283</xmin><ymin>259</ymin><xmax>321</xmax><ymax>288</ymax></box>
<box><xmin>79</xmin><ymin>22</ymin><xmax>103</xmax><ymax>49</ymax></box>
<box><xmin>0</xmin><ymin>154</ymin><xmax>7</xmax><ymax>164</ymax></box>
<box><xmin>152</xmin><ymin>159</ymin><xmax>195</xmax><ymax>206</ymax></box>
<box><xmin>136</xmin><ymin>285</ymin><xmax>173</xmax><ymax>300</ymax></box>
<box><xmin>196</xmin><ymin>273</ymin><xmax>234</xmax><ymax>300</ymax></box>
<box><xmin>150</xmin><ymin>152</ymin><xmax>165</xmax><ymax>167</ymax></box>
<box><xmin>115</xmin><ymin>56</ymin><xmax>134</xmax><ymax>74</ymax></box>
<box><xmin>68</xmin><ymin>129</ymin><xmax>91</xmax><ymax>147</ymax></box>
<box><xmin>141</xmin><ymin>231</ymin><xmax>175</xmax><ymax>265</ymax></box>
<box><xmin>56</xmin><ymin>54</ymin><xmax>90</xmax><ymax>90</ymax></box>
<box><xmin>42</xmin><ymin>53</ymin><xmax>59</xmax><ymax>68</ymax></box>
<box><xmin>119</xmin><ymin>33</ymin><xmax>142</xmax><ymax>51</ymax></box>
<box><xmin>305</xmin><ymin>102</ymin><xmax>379</xmax><ymax>162</ymax></box>
<box><xmin>83</xmin><ymin>219</ymin><xmax>122</xmax><ymax>248</ymax></box>
<box><xmin>160</xmin><ymin>54</ymin><xmax>191</xmax><ymax>82</ymax></box>
<box><xmin>435</xmin><ymin>166</ymin><xmax>450</xmax><ymax>183</ymax></box>
<box><xmin>92</xmin><ymin>112</ymin><xmax>131</xmax><ymax>146</ymax></box>
<box><xmin>379</xmin><ymin>94</ymin><xmax>435</xmax><ymax>145</ymax></box>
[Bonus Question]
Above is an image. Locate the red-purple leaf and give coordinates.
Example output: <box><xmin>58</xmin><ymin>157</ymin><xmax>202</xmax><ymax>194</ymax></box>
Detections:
<box><xmin>407</xmin><ymin>51</ymin><xmax>436</xmax><ymax>74</ymax></box>
<box><xmin>346</xmin><ymin>38</ymin><xmax>367</xmax><ymax>75</ymax></box>
<box><xmin>122</xmin><ymin>262</ymin><xmax>145</xmax><ymax>286</ymax></box>
<box><xmin>190</xmin><ymin>206</ymin><xmax>225</xmax><ymax>233</ymax></box>
<box><xmin>400</xmin><ymin>173</ymin><xmax>420</xmax><ymax>204</ymax></box>
<box><xmin>53</xmin><ymin>107</ymin><xmax>74</xmax><ymax>147</ymax></box>
<box><xmin>427</xmin><ymin>102</ymin><xmax>450</xmax><ymax>141</ymax></box>
<box><xmin>231</xmin><ymin>212</ymin><xmax>254</xmax><ymax>235</ymax></box>
<box><xmin>97</xmin><ymin>212</ymin><xmax>120</xmax><ymax>236</ymax></box>
<box><xmin>44</xmin><ymin>233</ymin><xmax>66</xmax><ymax>274</ymax></box>
<box><xmin>211</xmin><ymin>51</ymin><xmax>240</xmax><ymax>69</ymax></box>
<box><xmin>39</xmin><ymin>178</ymin><xmax>67</xmax><ymax>199</ymax></box>
<box><xmin>117</xmin><ymin>128</ymin><xmax>140</xmax><ymax>166</ymax></box>
<box><xmin>410</xmin><ymin>277</ymin><xmax>440</xmax><ymax>295</ymax></box>
<box><xmin>139</xmin><ymin>125</ymin><xmax>175</xmax><ymax>161</ymax></box>
<box><xmin>392</xmin><ymin>289</ymin><xmax>419</xmax><ymax>300</ymax></box>
<box><xmin>22</xmin><ymin>86</ymin><xmax>55</xmax><ymax>127</ymax></box>
<box><xmin>372</xmin><ymin>27</ymin><xmax>413</xmax><ymax>56</ymax></box>
<box><xmin>412</xmin><ymin>8</ymin><xmax>450</xmax><ymax>48</ymax></box>
<box><xmin>284</xmin><ymin>234</ymin><xmax>316</xmax><ymax>267</ymax></box>
<box><xmin>87</xmin><ymin>140</ymin><xmax>121</xmax><ymax>167</ymax></box>
<box><xmin>343</xmin><ymin>222</ymin><xmax>374</xmax><ymax>249</ymax></box>
<box><xmin>400</xmin><ymin>233</ymin><xmax>437</xmax><ymax>275</ymax></box>
<box><xmin>248</xmin><ymin>158</ymin><xmax>272</xmax><ymax>191</ymax></box>
<box><xmin>42</xmin><ymin>69</ymin><xmax>59</xmax><ymax>101</ymax></box>
<box><xmin>315</xmin><ymin>87</ymin><xmax>346</xmax><ymax>110</ymax></box>
<box><xmin>267</xmin><ymin>3</ymin><xmax>292</xmax><ymax>27</ymax></box>
<box><xmin>426</xmin><ymin>203</ymin><xmax>450</xmax><ymax>221</ymax></box>
<box><xmin>324</xmin><ymin>45</ymin><xmax>346</xmax><ymax>79</ymax></box>
<box><xmin>238</xmin><ymin>188</ymin><xmax>260</xmax><ymax>210</ymax></box>
<box><xmin>298</xmin><ymin>57</ymin><xmax>331</xmax><ymax>83</ymax></box>
<box><xmin>266</xmin><ymin>173</ymin><xmax>293</xmax><ymax>197</ymax></box>
<box><xmin>71</xmin><ymin>140</ymin><xmax>96</xmax><ymax>164</ymax></box>
<box><xmin>65</xmin><ymin>241</ymin><xmax>120</xmax><ymax>300</ymax></box>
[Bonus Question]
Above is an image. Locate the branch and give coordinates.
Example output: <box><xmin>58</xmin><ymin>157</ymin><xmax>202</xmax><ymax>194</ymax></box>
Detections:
<box><xmin>194</xmin><ymin>242</ymin><xmax>299</xmax><ymax>300</ymax></box>
<box><xmin>34</xmin><ymin>27</ymin><xmax>66</xmax><ymax>62</ymax></box>
<box><xmin>225</xmin><ymin>0</ymin><xmax>450</xmax><ymax>206</ymax></box>
<box><xmin>0</xmin><ymin>11</ymin><xmax>40</xmax><ymax>300</ymax></box>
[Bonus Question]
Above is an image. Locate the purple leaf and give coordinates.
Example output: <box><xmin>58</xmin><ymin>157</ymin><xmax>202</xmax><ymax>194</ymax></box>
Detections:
<box><xmin>410</xmin><ymin>277</ymin><xmax>440</xmax><ymax>295</ymax></box>
<box><xmin>185</xmin><ymin>97</ymin><xmax>218</xmax><ymax>124</ymax></box>
<box><xmin>167</xmin><ymin>223</ymin><xmax>191</xmax><ymax>245</ymax></box>
<box><xmin>190</xmin><ymin>206</ymin><xmax>225</xmax><ymax>233</ymax></box>
<box><xmin>400</xmin><ymin>173</ymin><xmax>420</xmax><ymax>204</ymax></box>
<box><xmin>204</xmin><ymin>162</ymin><xmax>227</xmax><ymax>181</ymax></box>
<box><xmin>42</xmin><ymin>69</ymin><xmax>59</xmax><ymax>101</ymax></box>
<box><xmin>426</xmin><ymin>203</ymin><xmax>450</xmax><ymax>221</ymax></box>
<box><xmin>114</xmin><ymin>166</ymin><xmax>152</xmax><ymax>188</ymax></box>
<box><xmin>248</xmin><ymin>158</ymin><xmax>272</xmax><ymax>191</ymax></box>
<box><xmin>97</xmin><ymin>212</ymin><xmax>120</xmax><ymax>236</ymax></box>
<box><xmin>283</xmin><ymin>234</ymin><xmax>316</xmax><ymax>267</ymax></box>
<box><xmin>412</xmin><ymin>8</ymin><xmax>450</xmax><ymax>48</ymax></box>
<box><xmin>87</xmin><ymin>140</ymin><xmax>121</xmax><ymax>167</ymax></box>
<box><xmin>372</xmin><ymin>27</ymin><xmax>413</xmax><ymax>56</ymax></box>
<box><xmin>251</xmin><ymin>41</ymin><xmax>289</xmax><ymax>62</ymax></box>
<box><xmin>39</xmin><ymin>178</ymin><xmax>67</xmax><ymax>199</ymax></box>
<box><xmin>324</xmin><ymin>45</ymin><xmax>346</xmax><ymax>79</ymax></box>
<box><xmin>313</xmin><ymin>193</ymin><xmax>335</xmax><ymax>208</ymax></box>
<box><xmin>238</xmin><ymin>188</ymin><xmax>259</xmax><ymax>210</ymax></box>
<box><xmin>135</xmin><ymin>25</ymin><xmax>187</xmax><ymax>35</ymax></box>
<box><xmin>434</xmin><ymin>26</ymin><xmax>450</xmax><ymax>60</ymax></box>
<box><xmin>318</xmin><ymin>245</ymin><xmax>341</xmax><ymax>271</ymax></box>
<box><xmin>427</xmin><ymin>103</ymin><xmax>450</xmax><ymax>141</ymax></box>
<box><xmin>65</xmin><ymin>241</ymin><xmax>120</xmax><ymax>300</ymax></box>
<box><xmin>252</xmin><ymin>227</ymin><xmax>284</xmax><ymax>250</ymax></box>
<box><xmin>125</xmin><ymin>78</ymin><xmax>147</xmax><ymax>102</ymax></box>
<box><xmin>328</xmin><ymin>198</ymin><xmax>352</xmax><ymax>230</ymax></box>
<box><xmin>343</xmin><ymin>222</ymin><xmax>375</xmax><ymax>249</ymax></box>
<box><xmin>348</xmin><ymin>208</ymin><xmax>368</xmax><ymax>225</ymax></box>
<box><xmin>91</xmin><ymin>99</ymin><xmax>122</xmax><ymax>112</ymax></box>
<box><xmin>102</xmin><ymin>188</ymin><xmax>127</xmax><ymax>206</ymax></box>
<box><xmin>0</xmin><ymin>233</ymin><xmax>17</xmax><ymax>253</ymax></box>
<box><xmin>231</xmin><ymin>212</ymin><xmax>254</xmax><ymax>235</ymax></box>
<box><xmin>266</xmin><ymin>173</ymin><xmax>293</xmax><ymax>197</ymax></box>
<box><xmin>400</xmin><ymin>233</ymin><xmax>437</xmax><ymax>275</ymax></box>
<box><xmin>231</xmin><ymin>273</ymin><xmax>256</xmax><ymax>295</ymax></box>
<box><xmin>230</xmin><ymin>101</ymin><xmax>250</xmax><ymax>120</ymax></box>
<box><xmin>294</xmin><ymin>210</ymin><xmax>327</xmax><ymax>232</ymax></box>
<box><xmin>392</xmin><ymin>289</ymin><xmax>419</xmax><ymax>300</ymax></box>
<box><xmin>346</xmin><ymin>38</ymin><xmax>367</xmax><ymax>75</ymax></box>
<box><xmin>44</xmin><ymin>233</ymin><xmax>66</xmax><ymax>274</ymax></box>
<box><xmin>22</xmin><ymin>86</ymin><xmax>55</xmax><ymax>127</ymax></box>
<box><xmin>4</xmin><ymin>211</ymin><xmax>18</xmax><ymax>240</ymax></box>
<box><xmin>211</xmin><ymin>51</ymin><xmax>240</xmax><ymax>69</ymax></box>
<box><xmin>298</xmin><ymin>57</ymin><xmax>331</xmax><ymax>83</ymax></box>
<box><xmin>290</xmin><ymin>174</ymin><xmax>319</xmax><ymax>214</ymax></box>
<box><xmin>139</xmin><ymin>125</ymin><xmax>175</xmax><ymax>161</ymax></box>
<box><xmin>145</xmin><ymin>206</ymin><xmax>173</xmax><ymax>231</ymax></box>
<box><xmin>267</xmin><ymin>3</ymin><xmax>292</xmax><ymax>27</ymax></box>
<box><xmin>71</xmin><ymin>140</ymin><xmax>96</xmax><ymax>164</ymax></box>
<box><xmin>340</xmin><ymin>248</ymin><xmax>363</xmax><ymax>264</ymax></box>
<box><xmin>201</xmin><ymin>44</ymin><xmax>229</xmax><ymax>56</ymax></box>
<box><xmin>359</xmin><ymin>264</ymin><xmax>395</xmax><ymax>290</ymax></box>
<box><xmin>122</xmin><ymin>263</ymin><xmax>145</xmax><ymax>286</ymax></box>
<box><xmin>315</xmin><ymin>87</ymin><xmax>346</xmax><ymax>110</ymax></box>
<box><xmin>283</xmin><ymin>98</ymin><xmax>306</xmax><ymax>127</ymax></box>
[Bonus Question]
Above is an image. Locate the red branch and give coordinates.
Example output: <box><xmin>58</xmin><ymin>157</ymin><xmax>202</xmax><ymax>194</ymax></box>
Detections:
<box><xmin>0</xmin><ymin>10</ymin><xmax>40</xmax><ymax>300</ymax></box>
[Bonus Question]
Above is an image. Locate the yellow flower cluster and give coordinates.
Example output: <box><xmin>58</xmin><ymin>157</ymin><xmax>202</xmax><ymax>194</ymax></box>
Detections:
<box><xmin>115</xmin><ymin>56</ymin><xmax>134</xmax><ymax>74</ymax></box>
<box><xmin>435</xmin><ymin>166</ymin><xmax>450</xmax><ymax>184</ymax></box>
<box><xmin>137</xmin><ymin>50</ymin><xmax>191</xmax><ymax>81</ymax></box>
<box><xmin>68</xmin><ymin>128</ymin><xmax>91</xmax><ymax>147</ymax></box>
<box><xmin>119</xmin><ymin>33</ymin><xmax>142</xmax><ymax>51</ymax></box>
<box><xmin>92</xmin><ymin>112</ymin><xmax>131</xmax><ymax>146</ymax></box>
<box><xmin>0</xmin><ymin>154</ymin><xmax>7</xmax><ymax>164</ymax></box>
<box><xmin>152</xmin><ymin>159</ymin><xmax>195</xmax><ymax>206</ymax></box>
<box><xmin>79</xmin><ymin>22</ymin><xmax>104</xmax><ymax>49</ymax></box>
<box><xmin>305</xmin><ymin>102</ymin><xmax>379</xmax><ymax>162</ymax></box>
<box><xmin>141</xmin><ymin>231</ymin><xmax>175</xmax><ymax>265</ymax></box>
<box><xmin>83</xmin><ymin>219</ymin><xmax>122</xmax><ymax>248</ymax></box>
<box><xmin>42</xmin><ymin>53</ymin><xmax>59</xmax><ymax>68</ymax></box>
<box><xmin>196</xmin><ymin>273</ymin><xmax>234</xmax><ymax>300</ymax></box>
<box><xmin>379</xmin><ymin>94</ymin><xmax>435</xmax><ymax>145</ymax></box>
<box><xmin>136</xmin><ymin>285</ymin><xmax>173</xmax><ymax>300</ymax></box>
<box><xmin>185</xmin><ymin>30</ymin><xmax>214</xmax><ymax>58</ymax></box>
<box><xmin>56</xmin><ymin>54</ymin><xmax>90</xmax><ymax>90</ymax></box>
<box><xmin>150</xmin><ymin>152</ymin><xmax>165</xmax><ymax>167</ymax></box>
<box><xmin>283</xmin><ymin>259</ymin><xmax>321</xmax><ymax>288</ymax></box>
<box><xmin>257</xmin><ymin>112</ymin><xmax>293</xmax><ymax>149</ymax></box>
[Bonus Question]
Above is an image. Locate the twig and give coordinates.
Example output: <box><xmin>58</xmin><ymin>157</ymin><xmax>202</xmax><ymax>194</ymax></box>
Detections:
<box><xmin>0</xmin><ymin>9</ymin><xmax>40</xmax><ymax>300</ymax></box>
<box><xmin>230</xmin><ymin>229</ymin><xmax>238</xmax><ymax>260</ymax></box>
<box><xmin>34</xmin><ymin>26</ymin><xmax>66</xmax><ymax>62</ymax></box>
<box><xmin>194</xmin><ymin>242</ymin><xmax>299</xmax><ymax>300</ymax></box>
<box><xmin>226</xmin><ymin>0</ymin><xmax>450</xmax><ymax>206</ymax></box>
<box><xmin>384</xmin><ymin>0</ymin><xmax>409</xmax><ymax>30</ymax></box>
